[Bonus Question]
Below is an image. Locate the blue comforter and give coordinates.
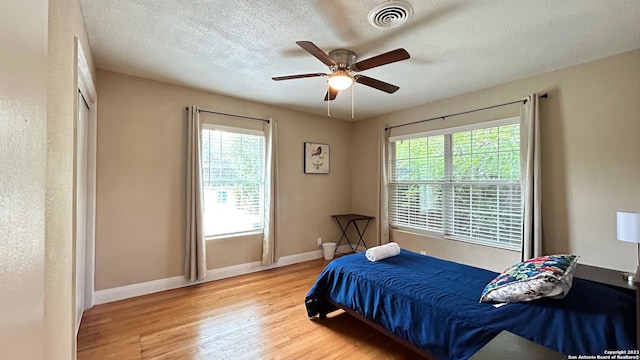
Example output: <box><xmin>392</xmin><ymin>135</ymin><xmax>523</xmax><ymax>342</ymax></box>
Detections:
<box><xmin>305</xmin><ymin>250</ymin><xmax>636</xmax><ymax>360</ymax></box>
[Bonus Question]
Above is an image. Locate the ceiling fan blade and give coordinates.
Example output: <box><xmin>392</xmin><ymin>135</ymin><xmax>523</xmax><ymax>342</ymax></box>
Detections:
<box><xmin>296</xmin><ymin>41</ymin><xmax>337</xmax><ymax>67</ymax></box>
<box><xmin>355</xmin><ymin>75</ymin><xmax>399</xmax><ymax>94</ymax></box>
<box><xmin>324</xmin><ymin>87</ymin><xmax>338</xmax><ymax>101</ymax></box>
<box><xmin>353</xmin><ymin>48</ymin><xmax>410</xmax><ymax>71</ymax></box>
<box><xmin>272</xmin><ymin>73</ymin><xmax>326</xmax><ymax>81</ymax></box>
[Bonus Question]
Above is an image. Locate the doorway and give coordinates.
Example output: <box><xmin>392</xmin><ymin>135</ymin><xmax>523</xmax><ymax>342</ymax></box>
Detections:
<box><xmin>75</xmin><ymin>39</ymin><xmax>97</xmax><ymax>334</ymax></box>
<box><xmin>75</xmin><ymin>90</ymin><xmax>90</xmax><ymax>330</ymax></box>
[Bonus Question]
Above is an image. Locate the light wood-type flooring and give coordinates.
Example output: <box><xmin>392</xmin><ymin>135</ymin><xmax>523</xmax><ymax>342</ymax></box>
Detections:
<box><xmin>77</xmin><ymin>257</ymin><xmax>418</xmax><ymax>359</ymax></box>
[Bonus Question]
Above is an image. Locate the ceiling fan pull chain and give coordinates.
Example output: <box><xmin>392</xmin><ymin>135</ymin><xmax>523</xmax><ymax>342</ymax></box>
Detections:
<box><xmin>327</xmin><ymin>82</ymin><xmax>331</xmax><ymax>118</ymax></box>
<box><xmin>351</xmin><ymin>84</ymin><xmax>355</xmax><ymax>120</ymax></box>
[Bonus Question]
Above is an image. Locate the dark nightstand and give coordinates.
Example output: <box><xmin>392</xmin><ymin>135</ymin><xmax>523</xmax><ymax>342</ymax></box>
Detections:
<box><xmin>575</xmin><ymin>264</ymin><xmax>639</xmax><ymax>348</ymax></box>
<box><xmin>574</xmin><ymin>263</ymin><xmax>636</xmax><ymax>290</ymax></box>
<box><xmin>469</xmin><ymin>330</ymin><xmax>566</xmax><ymax>360</ymax></box>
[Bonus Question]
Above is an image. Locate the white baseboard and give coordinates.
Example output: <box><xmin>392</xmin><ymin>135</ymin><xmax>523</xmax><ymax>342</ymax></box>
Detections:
<box><xmin>94</xmin><ymin>245</ymin><xmax>371</xmax><ymax>305</ymax></box>
<box><xmin>94</xmin><ymin>249</ymin><xmax>324</xmax><ymax>305</ymax></box>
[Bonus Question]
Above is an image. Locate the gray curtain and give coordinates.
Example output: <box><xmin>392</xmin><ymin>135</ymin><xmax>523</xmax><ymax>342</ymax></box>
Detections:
<box><xmin>377</xmin><ymin>127</ymin><xmax>390</xmax><ymax>245</ymax></box>
<box><xmin>520</xmin><ymin>94</ymin><xmax>542</xmax><ymax>260</ymax></box>
<box><xmin>185</xmin><ymin>105</ymin><xmax>207</xmax><ymax>281</ymax></box>
<box><xmin>262</xmin><ymin>119</ymin><xmax>279</xmax><ymax>265</ymax></box>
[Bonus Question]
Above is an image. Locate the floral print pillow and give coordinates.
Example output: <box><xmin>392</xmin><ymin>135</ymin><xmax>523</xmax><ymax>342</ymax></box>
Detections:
<box><xmin>480</xmin><ymin>254</ymin><xmax>579</xmax><ymax>303</ymax></box>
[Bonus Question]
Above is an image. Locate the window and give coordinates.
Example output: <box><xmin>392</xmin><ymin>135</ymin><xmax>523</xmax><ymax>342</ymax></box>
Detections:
<box><xmin>388</xmin><ymin>118</ymin><xmax>522</xmax><ymax>250</ymax></box>
<box><xmin>201</xmin><ymin>125</ymin><xmax>265</xmax><ymax>237</ymax></box>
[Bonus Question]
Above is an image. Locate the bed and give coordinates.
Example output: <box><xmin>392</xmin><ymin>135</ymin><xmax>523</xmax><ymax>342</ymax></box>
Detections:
<box><xmin>305</xmin><ymin>249</ymin><xmax>637</xmax><ymax>360</ymax></box>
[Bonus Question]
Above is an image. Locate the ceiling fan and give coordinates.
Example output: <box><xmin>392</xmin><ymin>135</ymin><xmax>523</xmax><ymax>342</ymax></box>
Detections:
<box><xmin>272</xmin><ymin>41</ymin><xmax>410</xmax><ymax>101</ymax></box>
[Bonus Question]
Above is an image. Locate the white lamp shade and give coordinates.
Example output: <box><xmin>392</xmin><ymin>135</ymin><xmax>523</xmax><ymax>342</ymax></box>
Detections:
<box><xmin>616</xmin><ymin>211</ymin><xmax>640</xmax><ymax>243</ymax></box>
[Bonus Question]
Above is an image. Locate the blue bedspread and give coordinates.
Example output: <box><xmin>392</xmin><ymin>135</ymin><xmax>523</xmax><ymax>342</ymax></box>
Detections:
<box><xmin>305</xmin><ymin>250</ymin><xmax>636</xmax><ymax>360</ymax></box>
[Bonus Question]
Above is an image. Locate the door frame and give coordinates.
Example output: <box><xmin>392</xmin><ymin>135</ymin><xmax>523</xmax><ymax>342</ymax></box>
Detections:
<box><xmin>75</xmin><ymin>38</ymin><xmax>97</xmax><ymax>333</ymax></box>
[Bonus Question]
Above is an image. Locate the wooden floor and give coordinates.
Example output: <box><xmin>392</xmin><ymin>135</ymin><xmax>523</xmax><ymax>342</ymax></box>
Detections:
<box><xmin>77</xmin><ymin>257</ymin><xmax>418</xmax><ymax>359</ymax></box>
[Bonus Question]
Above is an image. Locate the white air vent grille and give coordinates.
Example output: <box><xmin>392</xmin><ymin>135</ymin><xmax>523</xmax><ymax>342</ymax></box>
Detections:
<box><xmin>368</xmin><ymin>1</ymin><xmax>414</xmax><ymax>29</ymax></box>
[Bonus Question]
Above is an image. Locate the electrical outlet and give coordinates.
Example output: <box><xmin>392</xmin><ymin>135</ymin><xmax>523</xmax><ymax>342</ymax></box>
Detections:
<box><xmin>420</xmin><ymin>250</ymin><xmax>427</xmax><ymax>256</ymax></box>
<box><xmin>317</xmin><ymin>237</ymin><xmax>322</xmax><ymax>246</ymax></box>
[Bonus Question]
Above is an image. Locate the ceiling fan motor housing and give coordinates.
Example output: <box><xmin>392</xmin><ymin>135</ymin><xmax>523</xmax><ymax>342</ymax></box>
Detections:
<box><xmin>328</xmin><ymin>49</ymin><xmax>357</xmax><ymax>70</ymax></box>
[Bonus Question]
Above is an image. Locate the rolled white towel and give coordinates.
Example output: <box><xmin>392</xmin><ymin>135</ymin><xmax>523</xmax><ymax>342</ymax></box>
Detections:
<box><xmin>365</xmin><ymin>242</ymin><xmax>401</xmax><ymax>262</ymax></box>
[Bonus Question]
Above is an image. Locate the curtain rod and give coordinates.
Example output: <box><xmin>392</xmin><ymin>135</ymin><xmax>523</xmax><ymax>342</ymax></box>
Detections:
<box><xmin>185</xmin><ymin>106</ymin><xmax>270</xmax><ymax>123</ymax></box>
<box><xmin>385</xmin><ymin>93</ymin><xmax>547</xmax><ymax>131</ymax></box>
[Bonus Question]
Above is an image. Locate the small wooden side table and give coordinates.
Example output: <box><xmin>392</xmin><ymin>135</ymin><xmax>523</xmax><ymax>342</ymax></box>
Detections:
<box><xmin>331</xmin><ymin>214</ymin><xmax>374</xmax><ymax>253</ymax></box>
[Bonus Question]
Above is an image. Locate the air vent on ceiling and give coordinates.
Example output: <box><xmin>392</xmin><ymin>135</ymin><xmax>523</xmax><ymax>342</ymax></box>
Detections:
<box><xmin>368</xmin><ymin>1</ymin><xmax>414</xmax><ymax>29</ymax></box>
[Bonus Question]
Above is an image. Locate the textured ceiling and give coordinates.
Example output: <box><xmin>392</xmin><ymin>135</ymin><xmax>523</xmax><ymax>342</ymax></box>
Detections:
<box><xmin>80</xmin><ymin>0</ymin><xmax>640</xmax><ymax>120</ymax></box>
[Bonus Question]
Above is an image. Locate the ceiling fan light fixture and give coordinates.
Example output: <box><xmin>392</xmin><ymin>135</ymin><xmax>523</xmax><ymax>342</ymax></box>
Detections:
<box><xmin>327</xmin><ymin>71</ymin><xmax>353</xmax><ymax>90</ymax></box>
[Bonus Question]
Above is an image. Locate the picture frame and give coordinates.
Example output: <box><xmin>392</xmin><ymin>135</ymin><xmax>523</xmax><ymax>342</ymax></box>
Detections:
<box><xmin>304</xmin><ymin>142</ymin><xmax>329</xmax><ymax>174</ymax></box>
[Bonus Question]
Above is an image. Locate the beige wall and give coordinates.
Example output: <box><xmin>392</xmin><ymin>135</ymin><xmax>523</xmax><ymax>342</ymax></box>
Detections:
<box><xmin>353</xmin><ymin>50</ymin><xmax>640</xmax><ymax>273</ymax></box>
<box><xmin>1</xmin><ymin>0</ymin><xmax>95</xmax><ymax>359</ymax></box>
<box><xmin>0</xmin><ymin>1</ymin><xmax>48</xmax><ymax>359</ymax></box>
<box><xmin>47</xmin><ymin>0</ymin><xmax>96</xmax><ymax>358</ymax></box>
<box><xmin>95</xmin><ymin>70</ymin><xmax>352</xmax><ymax>290</ymax></box>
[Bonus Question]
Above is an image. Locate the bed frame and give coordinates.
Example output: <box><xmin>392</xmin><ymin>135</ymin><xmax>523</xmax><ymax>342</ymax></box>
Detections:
<box><xmin>322</xmin><ymin>264</ymin><xmax>640</xmax><ymax>359</ymax></box>
<box><xmin>326</xmin><ymin>299</ymin><xmax>436</xmax><ymax>359</ymax></box>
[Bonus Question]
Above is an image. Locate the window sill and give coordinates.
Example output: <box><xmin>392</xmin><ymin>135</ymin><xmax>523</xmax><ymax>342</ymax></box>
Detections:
<box><xmin>205</xmin><ymin>230</ymin><xmax>263</xmax><ymax>241</ymax></box>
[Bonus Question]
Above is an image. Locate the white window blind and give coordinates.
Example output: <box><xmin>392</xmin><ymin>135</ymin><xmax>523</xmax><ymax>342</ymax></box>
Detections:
<box><xmin>388</xmin><ymin>119</ymin><xmax>522</xmax><ymax>250</ymax></box>
<box><xmin>201</xmin><ymin>125</ymin><xmax>265</xmax><ymax>237</ymax></box>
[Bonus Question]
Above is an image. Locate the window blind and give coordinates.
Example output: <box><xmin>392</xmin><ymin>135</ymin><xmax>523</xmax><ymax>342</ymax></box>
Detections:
<box><xmin>388</xmin><ymin>119</ymin><xmax>522</xmax><ymax>250</ymax></box>
<box><xmin>201</xmin><ymin>125</ymin><xmax>265</xmax><ymax>237</ymax></box>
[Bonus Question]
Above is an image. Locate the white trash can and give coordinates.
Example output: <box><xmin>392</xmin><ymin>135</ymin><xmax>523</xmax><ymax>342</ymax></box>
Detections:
<box><xmin>322</xmin><ymin>242</ymin><xmax>337</xmax><ymax>260</ymax></box>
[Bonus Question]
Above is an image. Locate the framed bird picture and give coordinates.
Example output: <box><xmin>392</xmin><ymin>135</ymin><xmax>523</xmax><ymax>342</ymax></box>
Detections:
<box><xmin>304</xmin><ymin>142</ymin><xmax>329</xmax><ymax>174</ymax></box>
